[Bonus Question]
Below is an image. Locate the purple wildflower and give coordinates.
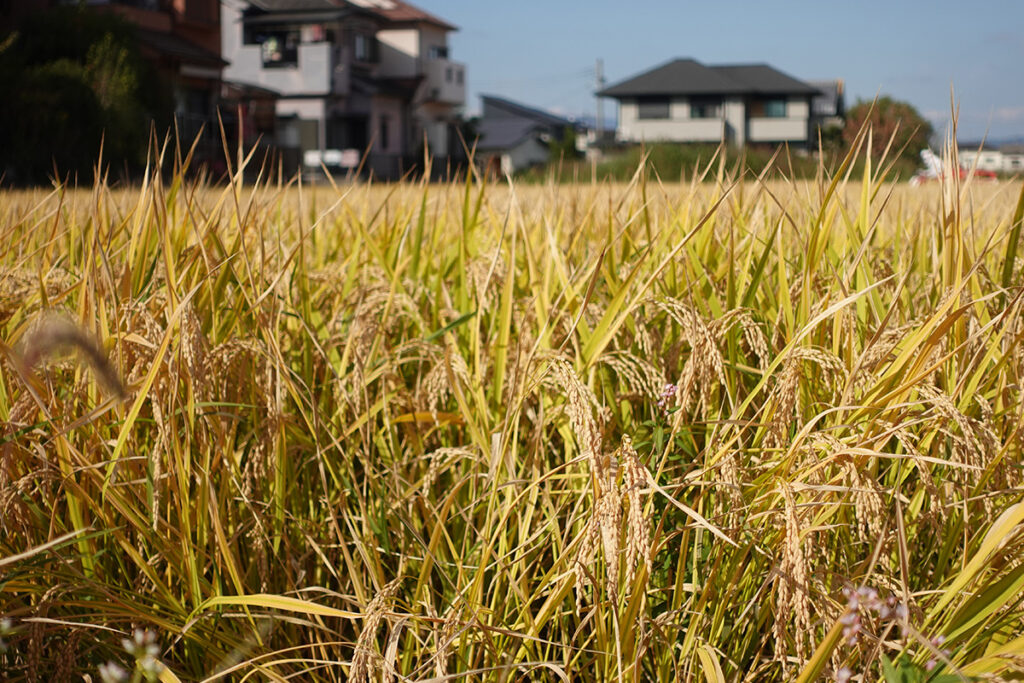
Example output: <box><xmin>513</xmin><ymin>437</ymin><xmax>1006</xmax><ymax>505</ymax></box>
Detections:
<box><xmin>657</xmin><ymin>383</ymin><xmax>677</xmax><ymax>410</ymax></box>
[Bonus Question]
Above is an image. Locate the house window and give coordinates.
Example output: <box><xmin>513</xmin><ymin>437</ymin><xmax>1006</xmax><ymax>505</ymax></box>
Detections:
<box><xmin>260</xmin><ymin>30</ymin><xmax>299</xmax><ymax>68</ymax></box>
<box><xmin>354</xmin><ymin>33</ymin><xmax>377</xmax><ymax>62</ymax></box>
<box><xmin>751</xmin><ymin>98</ymin><xmax>787</xmax><ymax>118</ymax></box>
<box><xmin>689</xmin><ymin>97</ymin><xmax>721</xmax><ymax>119</ymax></box>
<box><xmin>428</xmin><ymin>45</ymin><xmax>448</xmax><ymax>60</ymax></box>
<box><xmin>637</xmin><ymin>97</ymin><xmax>670</xmax><ymax>120</ymax></box>
<box><xmin>445</xmin><ymin>67</ymin><xmax>453</xmax><ymax>83</ymax></box>
<box><xmin>456</xmin><ymin>68</ymin><xmax>463</xmax><ymax>86</ymax></box>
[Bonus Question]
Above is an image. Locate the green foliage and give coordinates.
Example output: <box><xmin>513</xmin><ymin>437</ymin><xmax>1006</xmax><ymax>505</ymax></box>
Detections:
<box><xmin>527</xmin><ymin>142</ymin><xmax>821</xmax><ymax>182</ymax></box>
<box><xmin>843</xmin><ymin>96</ymin><xmax>934</xmax><ymax>167</ymax></box>
<box><xmin>0</xmin><ymin>6</ymin><xmax>170</xmax><ymax>184</ymax></box>
<box><xmin>880</xmin><ymin>654</ymin><xmax>967</xmax><ymax>683</ymax></box>
<box><xmin>547</xmin><ymin>125</ymin><xmax>579</xmax><ymax>163</ymax></box>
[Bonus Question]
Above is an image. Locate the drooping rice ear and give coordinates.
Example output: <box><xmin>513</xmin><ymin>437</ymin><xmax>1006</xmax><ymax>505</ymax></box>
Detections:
<box><xmin>19</xmin><ymin>312</ymin><xmax>127</xmax><ymax>400</ymax></box>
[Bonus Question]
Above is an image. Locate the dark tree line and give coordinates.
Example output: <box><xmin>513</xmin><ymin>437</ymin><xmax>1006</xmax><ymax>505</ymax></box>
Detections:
<box><xmin>0</xmin><ymin>6</ymin><xmax>172</xmax><ymax>185</ymax></box>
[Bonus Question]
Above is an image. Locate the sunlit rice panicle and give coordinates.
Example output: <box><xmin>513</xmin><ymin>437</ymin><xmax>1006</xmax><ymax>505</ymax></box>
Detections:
<box><xmin>423</xmin><ymin>446</ymin><xmax>476</xmax><ymax>489</ymax></box>
<box><xmin>179</xmin><ymin>303</ymin><xmax>209</xmax><ymax>396</ymax></box>
<box><xmin>789</xmin><ymin>347</ymin><xmax>846</xmax><ymax>399</ymax></box>
<box><xmin>713</xmin><ymin>307</ymin><xmax>770</xmax><ymax>370</ymax></box>
<box><xmin>0</xmin><ymin>266</ymin><xmax>74</xmax><ymax>322</ymax></box>
<box><xmin>766</xmin><ymin>347</ymin><xmax>845</xmax><ymax>449</ymax></box>
<box><xmin>351</xmin><ymin>578</ymin><xmax>402</xmax><ymax>683</ymax></box>
<box><xmin>917</xmin><ymin>383</ymin><xmax>996</xmax><ymax>474</ymax></box>
<box><xmin>466</xmin><ymin>250</ymin><xmax>506</xmax><ymax>308</ymax></box>
<box><xmin>842</xmin><ymin>456</ymin><xmax>886</xmax><ymax>543</ymax></box>
<box><xmin>599</xmin><ymin>351</ymin><xmax>664</xmax><ymax>400</ymax></box>
<box><xmin>775</xmin><ymin>483</ymin><xmax>812</xmax><ymax>665</ymax></box>
<box><xmin>422</xmin><ymin>344</ymin><xmax>471</xmax><ymax>417</ymax></box>
<box><xmin>547</xmin><ymin>358</ymin><xmax>604</xmax><ymax>474</ymax></box>
<box><xmin>853</xmin><ymin>322</ymin><xmax>915</xmax><ymax>387</ymax></box>
<box><xmin>717</xmin><ymin>441</ymin><xmax>745</xmax><ymax>519</ymax></box>
<box><xmin>596</xmin><ymin>481</ymin><xmax>623</xmax><ymax>600</ymax></box>
<box><xmin>634</xmin><ymin>321</ymin><xmax>654</xmax><ymax>360</ymax></box>
<box><xmin>573</xmin><ymin>435</ymin><xmax>651</xmax><ymax>612</ymax></box>
<box><xmin>766</xmin><ymin>357</ymin><xmax>802</xmax><ymax>450</ymax></box>
<box><xmin>650</xmin><ymin>298</ymin><xmax>725</xmax><ymax>415</ymax></box>
<box><xmin>620</xmin><ymin>435</ymin><xmax>652</xmax><ymax>590</ymax></box>
<box><xmin>431</xmin><ymin>605</ymin><xmax>462</xmax><ymax>678</ymax></box>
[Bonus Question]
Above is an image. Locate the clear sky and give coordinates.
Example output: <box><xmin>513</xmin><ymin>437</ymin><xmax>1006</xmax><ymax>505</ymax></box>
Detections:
<box><xmin>420</xmin><ymin>0</ymin><xmax>1024</xmax><ymax>142</ymax></box>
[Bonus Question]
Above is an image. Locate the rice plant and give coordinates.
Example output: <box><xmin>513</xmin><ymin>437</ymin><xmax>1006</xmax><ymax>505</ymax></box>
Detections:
<box><xmin>1</xmin><ymin>134</ymin><xmax>1023</xmax><ymax>681</ymax></box>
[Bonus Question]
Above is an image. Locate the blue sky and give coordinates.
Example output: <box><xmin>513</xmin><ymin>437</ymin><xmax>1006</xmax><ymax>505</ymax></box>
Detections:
<box><xmin>422</xmin><ymin>0</ymin><xmax>1024</xmax><ymax>142</ymax></box>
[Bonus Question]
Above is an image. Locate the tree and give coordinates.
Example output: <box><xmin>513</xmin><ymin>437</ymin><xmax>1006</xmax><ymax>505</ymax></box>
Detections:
<box><xmin>0</xmin><ymin>6</ymin><xmax>171</xmax><ymax>184</ymax></box>
<box><xmin>548</xmin><ymin>125</ymin><xmax>580</xmax><ymax>164</ymax></box>
<box><xmin>842</xmin><ymin>96</ymin><xmax>934</xmax><ymax>163</ymax></box>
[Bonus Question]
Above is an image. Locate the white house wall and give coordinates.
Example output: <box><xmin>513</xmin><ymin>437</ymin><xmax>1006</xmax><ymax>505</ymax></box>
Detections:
<box><xmin>501</xmin><ymin>137</ymin><xmax>548</xmax><ymax>174</ymax></box>
<box><xmin>221</xmin><ymin>2</ymin><xmax>331</xmax><ymax>95</ymax></box>
<box><xmin>619</xmin><ymin>100</ymin><xmax>724</xmax><ymax>142</ymax></box>
<box><xmin>617</xmin><ymin>95</ymin><xmax>811</xmax><ymax>145</ymax></box>
<box><xmin>277</xmin><ymin>99</ymin><xmax>325</xmax><ymax>120</ymax></box>
<box><xmin>747</xmin><ymin>98</ymin><xmax>808</xmax><ymax>142</ymax></box>
<box><xmin>723</xmin><ymin>97</ymin><xmax>744</xmax><ymax>146</ymax></box>
<box><xmin>417</xmin><ymin>26</ymin><xmax>448</xmax><ymax>60</ymax></box>
<box><xmin>220</xmin><ymin>1</ymin><xmax>464</xmax><ymax>170</ymax></box>
<box><xmin>377</xmin><ymin>29</ymin><xmax>419</xmax><ymax>78</ymax></box>
<box><xmin>960</xmin><ymin>150</ymin><xmax>1024</xmax><ymax>172</ymax></box>
<box><xmin>747</xmin><ymin>118</ymin><xmax>806</xmax><ymax>142</ymax></box>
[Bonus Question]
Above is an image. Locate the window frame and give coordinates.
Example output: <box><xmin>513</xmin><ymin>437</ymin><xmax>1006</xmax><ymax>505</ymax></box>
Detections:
<box><xmin>636</xmin><ymin>97</ymin><xmax>671</xmax><ymax>120</ymax></box>
<box><xmin>689</xmin><ymin>97</ymin><xmax>722</xmax><ymax>119</ymax></box>
<box><xmin>753</xmin><ymin>98</ymin><xmax>788</xmax><ymax>118</ymax></box>
<box><xmin>258</xmin><ymin>29</ymin><xmax>300</xmax><ymax>69</ymax></box>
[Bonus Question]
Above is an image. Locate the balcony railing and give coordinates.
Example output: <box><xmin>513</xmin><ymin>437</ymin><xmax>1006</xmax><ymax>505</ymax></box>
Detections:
<box><xmin>230</xmin><ymin>42</ymin><xmax>331</xmax><ymax>95</ymax></box>
<box><xmin>623</xmin><ymin>118</ymin><xmax>724</xmax><ymax>143</ymax></box>
<box><xmin>747</xmin><ymin>117</ymin><xmax>807</xmax><ymax>142</ymax></box>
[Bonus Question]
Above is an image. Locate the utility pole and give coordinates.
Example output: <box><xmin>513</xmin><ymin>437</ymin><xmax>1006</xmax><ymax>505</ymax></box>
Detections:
<box><xmin>595</xmin><ymin>58</ymin><xmax>606</xmax><ymax>140</ymax></box>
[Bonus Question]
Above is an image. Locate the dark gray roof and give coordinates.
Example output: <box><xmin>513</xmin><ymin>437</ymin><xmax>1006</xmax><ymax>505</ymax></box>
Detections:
<box><xmin>480</xmin><ymin>95</ymin><xmax>575</xmax><ymax>129</ymax></box>
<box><xmin>598</xmin><ymin>58</ymin><xmax>819</xmax><ymax>98</ymax></box>
<box><xmin>243</xmin><ymin>0</ymin><xmax>454</xmax><ymax>29</ymax></box>
<box><xmin>136</xmin><ymin>29</ymin><xmax>226</xmax><ymax>66</ymax></box>
<box><xmin>475</xmin><ymin>95</ymin><xmax>577</xmax><ymax>151</ymax></box>
<box><xmin>475</xmin><ymin>118</ymin><xmax>543</xmax><ymax>151</ymax></box>
<box><xmin>243</xmin><ymin>0</ymin><xmax>379</xmax><ymax>24</ymax></box>
<box><xmin>247</xmin><ymin>0</ymin><xmax>345</xmax><ymax>11</ymax></box>
<box><xmin>714</xmin><ymin>64</ymin><xmax>819</xmax><ymax>95</ymax></box>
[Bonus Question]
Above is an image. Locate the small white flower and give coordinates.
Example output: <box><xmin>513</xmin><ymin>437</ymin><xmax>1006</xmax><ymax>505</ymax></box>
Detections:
<box><xmin>140</xmin><ymin>653</ymin><xmax>165</xmax><ymax>676</ymax></box>
<box><xmin>99</xmin><ymin>661</ymin><xmax>129</xmax><ymax>683</ymax></box>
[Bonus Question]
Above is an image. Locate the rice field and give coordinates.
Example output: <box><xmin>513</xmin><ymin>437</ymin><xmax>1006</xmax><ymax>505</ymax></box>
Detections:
<box><xmin>1</xmin><ymin>139</ymin><xmax>1024</xmax><ymax>681</ymax></box>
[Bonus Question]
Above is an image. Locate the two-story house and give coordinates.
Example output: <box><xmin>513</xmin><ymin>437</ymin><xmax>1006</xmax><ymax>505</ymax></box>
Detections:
<box><xmin>221</xmin><ymin>0</ymin><xmax>465</xmax><ymax>178</ymax></box>
<box><xmin>598</xmin><ymin>58</ymin><xmax>821</xmax><ymax>148</ymax></box>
